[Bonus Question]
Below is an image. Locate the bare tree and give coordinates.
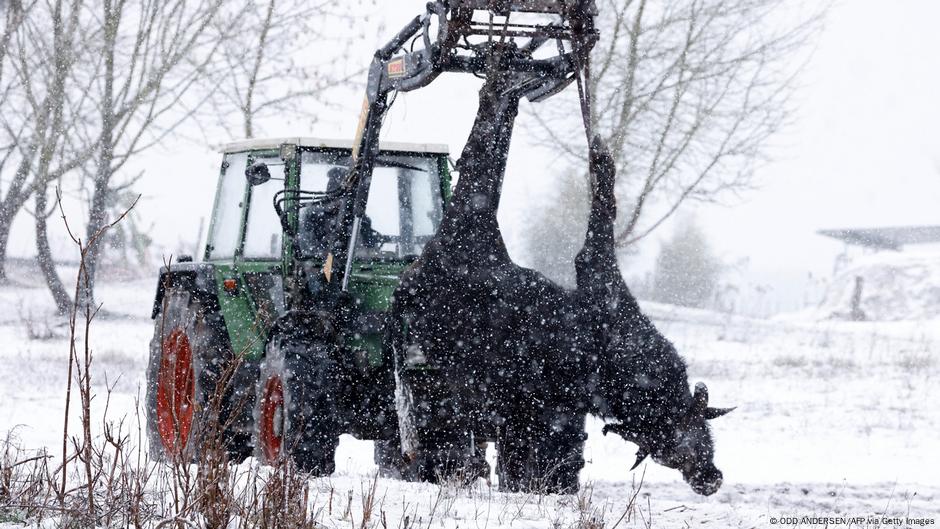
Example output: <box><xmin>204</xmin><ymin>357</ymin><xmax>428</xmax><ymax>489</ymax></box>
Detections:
<box><xmin>0</xmin><ymin>0</ymin><xmax>98</xmax><ymax>285</ymax></box>
<box><xmin>3</xmin><ymin>0</ymin><xmax>229</xmax><ymax>312</ymax></box>
<box><xmin>209</xmin><ymin>0</ymin><xmax>375</xmax><ymax>139</ymax></box>
<box><xmin>525</xmin><ymin>0</ymin><xmax>825</xmax><ymax>250</ymax></box>
<box><xmin>0</xmin><ymin>0</ymin><xmax>36</xmax><ymax>281</ymax></box>
<box><xmin>4</xmin><ymin>0</ymin><xmax>88</xmax><ymax>313</ymax></box>
<box><xmin>3</xmin><ymin>0</ymin><xmax>373</xmax><ymax>310</ymax></box>
<box><xmin>74</xmin><ymin>0</ymin><xmax>376</xmax><ymax>308</ymax></box>
<box><xmin>72</xmin><ymin>0</ymin><xmax>233</xmax><ymax>309</ymax></box>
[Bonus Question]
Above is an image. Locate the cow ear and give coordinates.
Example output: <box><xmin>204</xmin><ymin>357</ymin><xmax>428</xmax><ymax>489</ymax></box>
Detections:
<box><xmin>692</xmin><ymin>382</ymin><xmax>709</xmax><ymax>412</ymax></box>
<box><xmin>703</xmin><ymin>406</ymin><xmax>736</xmax><ymax>420</ymax></box>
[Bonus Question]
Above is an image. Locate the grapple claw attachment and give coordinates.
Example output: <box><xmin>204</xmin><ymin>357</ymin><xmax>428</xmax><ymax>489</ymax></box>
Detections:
<box><xmin>452</xmin><ymin>0</ymin><xmax>598</xmax><ymax>16</ymax></box>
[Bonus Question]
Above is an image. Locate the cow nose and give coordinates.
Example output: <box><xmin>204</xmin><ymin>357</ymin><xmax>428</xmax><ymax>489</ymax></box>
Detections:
<box><xmin>693</xmin><ymin>474</ymin><xmax>722</xmax><ymax>496</ymax></box>
<box><xmin>687</xmin><ymin>467</ymin><xmax>723</xmax><ymax>496</ymax></box>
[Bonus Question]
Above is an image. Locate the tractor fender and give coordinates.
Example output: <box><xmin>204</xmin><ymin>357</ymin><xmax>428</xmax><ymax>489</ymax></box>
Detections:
<box><xmin>151</xmin><ymin>262</ymin><xmax>221</xmax><ymax>319</ymax></box>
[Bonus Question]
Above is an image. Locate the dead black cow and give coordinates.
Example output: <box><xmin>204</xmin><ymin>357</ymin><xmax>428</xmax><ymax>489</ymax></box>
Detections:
<box><xmin>385</xmin><ymin>68</ymin><xmax>733</xmax><ymax>495</ymax></box>
<box><xmin>577</xmin><ymin>140</ymin><xmax>734</xmax><ymax>496</ymax></box>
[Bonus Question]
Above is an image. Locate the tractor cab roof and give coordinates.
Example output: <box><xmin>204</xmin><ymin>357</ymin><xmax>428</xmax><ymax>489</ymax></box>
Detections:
<box><xmin>219</xmin><ymin>137</ymin><xmax>450</xmax><ymax>155</ymax></box>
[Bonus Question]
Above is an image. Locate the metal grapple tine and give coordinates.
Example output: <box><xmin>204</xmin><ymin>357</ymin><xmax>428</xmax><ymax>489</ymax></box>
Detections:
<box><xmin>452</xmin><ymin>0</ymin><xmax>598</xmax><ymax>16</ymax></box>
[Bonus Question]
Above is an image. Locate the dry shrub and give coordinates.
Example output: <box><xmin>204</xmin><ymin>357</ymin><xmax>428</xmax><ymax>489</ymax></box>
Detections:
<box><xmin>897</xmin><ymin>348</ymin><xmax>935</xmax><ymax>372</ymax></box>
<box><xmin>237</xmin><ymin>458</ymin><xmax>320</xmax><ymax>529</ymax></box>
<box><xmin>0</xmin><ymin>433</ymin><xmax>54</xmax><ymax>525</ymax></box>
<box><xmin>772</xmin><ymin>354</ymin><xmax>808</xmax><ymax>369</ymax></box>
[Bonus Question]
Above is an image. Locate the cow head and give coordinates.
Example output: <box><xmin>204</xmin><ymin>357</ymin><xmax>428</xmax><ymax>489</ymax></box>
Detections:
<box><xmin>603</xmin><ymin>382</ymin><xmax>734</xmax><ymax>495</ymax></box>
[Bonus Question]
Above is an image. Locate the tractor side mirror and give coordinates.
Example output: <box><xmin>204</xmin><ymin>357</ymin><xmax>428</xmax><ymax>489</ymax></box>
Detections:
<box><xmin>246</xmin><ymin>161</ymin><xmax>271</xmax><ymax>186</ymax></box>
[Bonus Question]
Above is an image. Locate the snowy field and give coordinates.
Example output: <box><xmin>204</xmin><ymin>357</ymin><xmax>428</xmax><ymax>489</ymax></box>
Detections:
<box><xmin>1</xmin><ymin>270</ymin><xmax>938</xmax><ymax>528</ymax></box>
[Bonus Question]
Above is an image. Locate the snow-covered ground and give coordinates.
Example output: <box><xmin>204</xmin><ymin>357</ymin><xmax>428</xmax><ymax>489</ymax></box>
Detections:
<box><xmin>1</xmin><ymin>270</ymin><xmax>938</xmax><ymax>527</ymax></box>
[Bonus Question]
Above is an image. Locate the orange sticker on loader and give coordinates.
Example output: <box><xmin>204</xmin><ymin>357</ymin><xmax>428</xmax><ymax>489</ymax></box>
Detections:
<box><xmin>387</xmin><ymin>58</ymin><xmax>406</xmax><ymax>78</ymax></box>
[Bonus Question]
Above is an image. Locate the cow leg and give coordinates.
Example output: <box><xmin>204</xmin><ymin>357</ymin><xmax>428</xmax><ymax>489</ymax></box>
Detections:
<box><xmin>384</xmin><ymin>67</ymin><xmax>526</xmax><ymax>485</ymax></box>
<box><xmin>574</xmin><ymin>137</ymin><xmax>620</xmax><ymax>289</ymax></box>
<box><xmin>497</xmin><ymin>404</ymin><xmax>586</xmax><ymax>494</ymax></box>
<box><xmin>397</xmin><ymin>364</ymin><xmax>488</xmax><ymax>484</ymax></box>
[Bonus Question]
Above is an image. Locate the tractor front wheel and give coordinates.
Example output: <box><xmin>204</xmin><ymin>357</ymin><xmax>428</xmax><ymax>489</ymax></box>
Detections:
<box><xmin>253</xmin><ymin>331</ymin><xmax>340</xmax><ymax>475</ymax></box>
<box><xmin>146</xmin><ymin>287</ymin><xmax>252</xmax><ymax>462</ymax></box>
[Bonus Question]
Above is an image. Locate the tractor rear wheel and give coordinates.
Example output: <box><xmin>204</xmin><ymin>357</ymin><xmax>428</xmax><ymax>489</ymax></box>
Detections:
<box><xmin>146</xmin><ymin>287</ymin><xmax>252</xmax><ymax>463</ymax></box>
<box><xmin>253</xmin><ymin>332</ymin><xmax>340</xmax><ymax>475</ymax></box>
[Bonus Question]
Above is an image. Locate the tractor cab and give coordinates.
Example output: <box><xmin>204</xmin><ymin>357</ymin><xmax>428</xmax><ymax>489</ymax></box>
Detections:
<box><xmin>208</xmin><ymin>137</ymin><xmax>450</xmax><ymax>263</ymax></box>
<box><xmin>199</xmin><ymin>138</ymin><xmax>451</xmax><ymax>360</ymax></box>
<box><xmin>293</xmin><ymin>148</ymin><xmax>447</xmax><ymax>263</ymax></box>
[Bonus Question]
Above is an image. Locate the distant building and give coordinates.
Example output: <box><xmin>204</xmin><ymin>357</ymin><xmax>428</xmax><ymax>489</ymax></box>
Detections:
<box><xmin>817</xmin><ymin>225</ymin><xmax>940</xmax><ymax>251</ymax></box>
<box><xmin>815</xmin><ymin>226</ymin><xmax>940</xmax><ymax>321</ymax></box>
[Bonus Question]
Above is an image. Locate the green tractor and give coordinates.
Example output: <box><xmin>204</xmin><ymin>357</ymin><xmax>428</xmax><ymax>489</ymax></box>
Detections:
<box><xmin>146</xmin><ymin>0</ymin><xmax>597</xmax><ymax>478</ymax></box>
<box><xmin>146</xmin><ymin>138</ymin><xmax>451</xmax><ymax>471</ymax></box>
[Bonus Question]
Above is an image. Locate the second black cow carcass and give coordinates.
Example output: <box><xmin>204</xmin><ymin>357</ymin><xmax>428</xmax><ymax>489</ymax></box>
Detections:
<box><xmin>384</xmin><ymin>69</ymin><xmax>734</xmax><ymax>495</ymax></box>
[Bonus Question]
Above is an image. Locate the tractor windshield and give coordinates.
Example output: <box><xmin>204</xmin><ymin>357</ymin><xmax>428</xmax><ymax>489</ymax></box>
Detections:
<box><xmin>298</xmin><ymin>150</ymin><xmax>444</xmax><ymax>261</ymax></box>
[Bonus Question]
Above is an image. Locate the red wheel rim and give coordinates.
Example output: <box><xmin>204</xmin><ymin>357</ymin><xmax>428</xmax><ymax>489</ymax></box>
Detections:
<box><xmin>260</xmin><ymin>375</ymin><xmax>284</xmax><ymax>461</ymax></box>
<box><xmin>156</xmin><ymin>328</ymin><xmax>195</xmax><ymax>456</ymax></box>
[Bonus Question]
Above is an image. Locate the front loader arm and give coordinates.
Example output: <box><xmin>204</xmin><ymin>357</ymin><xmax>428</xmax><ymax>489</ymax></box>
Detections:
<box><xmin>319</xmin><ymin>8</ymin><xmax>445</xmax><ymax>296</ymax></box>
<box><xmin>310</xmin><ymin>0</ymin><xmax>599</xmax><ymax>304</ymax></box>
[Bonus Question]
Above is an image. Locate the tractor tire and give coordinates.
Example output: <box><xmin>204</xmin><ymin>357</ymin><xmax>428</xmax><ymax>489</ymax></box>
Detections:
<box><xmin>497</xmin><ymin>411</ymin><xmax>587</xmax><ymax>494</ymax></box>
<box><xmin>253</xmin><ymin>333</ymin><xmax>340</xmax><ymax>475</ymax></box>
<box><xmin>146</xmin><ymin>287</ymin><xmax>253</xmax><ymax>463</ymax></box>
<box><xmin>385</xmin><ymin>312</ymin><xmax>488</xmax><ymax>484</ymax></box>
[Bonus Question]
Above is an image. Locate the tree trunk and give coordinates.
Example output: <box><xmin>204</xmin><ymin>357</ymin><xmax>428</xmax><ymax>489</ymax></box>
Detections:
<box><xmin>28</xmin><ymin>0</ymin><xmax>83</xmax><ymax>316</ymax></box>
<box><xmin>77</xmin><ymin>0</ymin><xmax>117</xmax><ymax>312</ymax></box>
<box><xmin>241</xmin><ymin>0</ymin><xmax>274</xmax><ymax>140</ymax></box>
<box><xmin>79</xmin><ymin>177</ymin><xmax>110</xmax><ymax>311</ymax></box>
<box><xmin>0</xmin><ymin>151</ymin><xmax>39</xmax><ymax>281</ymax></box>
<box><xmin>0</xmin><ymin>216</ymin><xmax>11</xmax><ymax>281</ymax></box>
<box><xmin>34</xmin><ymin>190</ymin><xmax>72</xmax><ymax>315</ymax></box>
<box><xmin>244</xmin><ymin>110</ymin><xmax>253</xmax><ymax>139</ymax></box>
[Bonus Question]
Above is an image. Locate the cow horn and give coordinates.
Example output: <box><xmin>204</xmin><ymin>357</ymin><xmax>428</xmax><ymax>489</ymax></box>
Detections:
<box><xmin>630</xmin><ymin>449</ymin><xmax>649</xmax><ymax>471</ymax></box>
<box><xmin>693</xmin><ymin>382</ymin><xmax>709</xmax><ymax>412</ymax></box>
<box><xmin>703</xmin><ymin>406</ymin><xmax>736</xmax><ymax>420</ymax></box>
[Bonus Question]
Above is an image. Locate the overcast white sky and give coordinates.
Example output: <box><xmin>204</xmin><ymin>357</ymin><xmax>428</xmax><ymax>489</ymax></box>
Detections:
<box><xmin>8</xmin><ymin>0</ymin><xmax>940</xmax><ymax>315</ymax></box>
<box><xmin>697</xmin><ymin>0</ymin><xmax>940</xmax><ymax>310</ymax></box>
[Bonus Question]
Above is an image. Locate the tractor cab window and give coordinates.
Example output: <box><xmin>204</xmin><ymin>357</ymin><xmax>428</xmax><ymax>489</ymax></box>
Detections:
<box><xmin>242</xmin><ymin>155</ymin><xmax>285</xmax><ymax>259</ymax></box>
<box><xmin>297</xmin><ymin>151</ymin><xmax>443</xmax><ymax>262</ymax></box>
<box><xmin>362</xmin><ymin>156</ymin><xmax>443</xmax><ymax>260</ymax></box>
<box><xmin>297</xmin><ymin>151</ymin><xmax>350</xmax><ymax>260</ymax></box>
<box><xmin>207</xmin><ymin>152</ymin><xmax>248</xmax><ymax>260</ymax></box>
